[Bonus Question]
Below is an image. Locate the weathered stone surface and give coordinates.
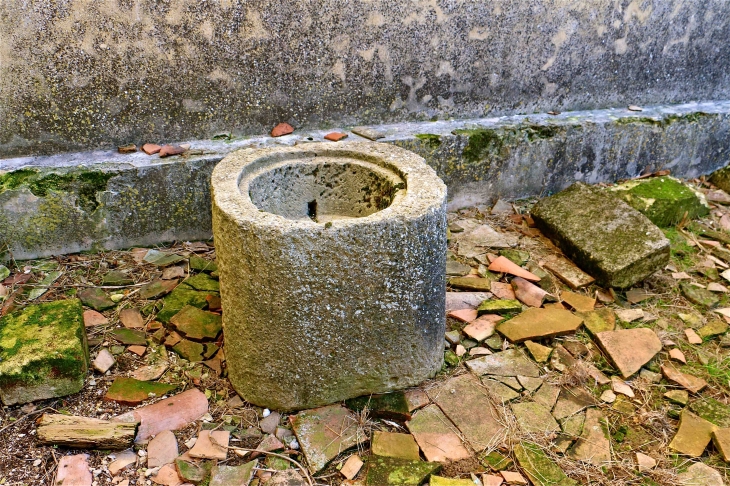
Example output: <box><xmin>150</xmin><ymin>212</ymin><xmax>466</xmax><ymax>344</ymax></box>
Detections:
<box><xmin>427</xmin><ymin>374</ymin><xmax>506</xmax><ymax>451</ymax></box>
<box><xmin>664</xmin><ymin>390</ymin><xmax>689</xmax><ymax>406</ymax></box>
<box><xmin>560</xmin><ymin>291</ymin><xmax>595</xmax><ymax>312</ymax></box>
<box><xmin>371</xmin><ymin>432</ymin><xmax>420</xmax><ymax>461</ymax></box>
<box><xmin>109</xmin><ymin>451</ymin><xmax>137</xmax><ymax>476</ymax></box>
<box><xmin>669</xmin><ymin>410</ymin><xmax>716</xmax><ymax>457</ymax></box>
<box><xmin>524</xmin><ymin>340</ymin><xmax>553</xmax><ymax>363</ymax></box>
<box><xmin>514</xmin><ymin>442</ymin><xmax>577</xmax><ymax>486</ymax></box>
<box><xmin>680</xmin><ymin>282</ymin><xmax>719</xmax><ymax>308</ymax></box>
<box><xmin>689</xmin><ymin>398</ymin><xmax>730</xmax><ymax>427</ymax></box>
<box><xmin>290</xmin><ymin>405</ymin><xmax>365</xmax><ymax>474</ymax></box>
<box><xmin>156</xmin><ymin>288</ymin><xmax>217</xmax><ymax>324</ymax></box>
<box><xmin>463</xmin><ymin>315</ymin><xmax>502</xmax><ymax>341</ymax></box>
<box><xmin>477</xmin><ymin>299</ymin><xmax>523</xmax><ymax>316</ymax></box>
<box><xmin>712</xmin><ymin>428</ymin><xmax>730</xmax><ymax>462</ymax></box>
<box><xmin>677</xmin><ymin>463</ymin><xmax>725</xmax><ymax>486</ymax></box>
<box><xmin>148</xmin><ymin>430</ymin><xmax>179</xmax><ymax>468</ymax></box>
<box><xmin>114</xmin><ymin>389</ymin><xmax>209</xmax><ymax>441</ymax></box>
<box><xmin>0</xmin><ymin>299</ymin><xmax>88</xmax><ymax>405</ymax></box>
<box><xmin>445</xmin><ymin>292</ymin><xmax>491</xmax><ymax>311</ymax></box>
<box><xmin>92</xmin><ymin>348</ymin><xmax>116</xmax><ymax>373</ymax></box>
<box><xmin>567</xmin><ymin>409</ymin><xmax>610</xmax><ymax>465</ymax></box>
<box><xmin>552</xmin><ymin>387</ymin><xmax>597</xmax><ymax>421</ymax></box>
<box><xmin>453</xmin><ymin>223</ymin><xmax>519</xmax><ymax>259</ymax></box>
<box><xmin>430</xmin><ymin>477</ymin><xmax>475</xmax><ymax>486</ymax></box>
<box><xmin>37</xmin><ymin>414</ymin><xmax>137</xmax><ymax>450</ymax></box>
<box><xmin>511</xmin><ymin>402</ymin><xmax>560</xmax><ymax>435</ymax></box>
<box><xmin>55</xmin><ymin>454</ymin><xmax>92</xmax><ymax>486</ymax></box>
<box><xmin>543</xmin><ymin>257</ymin><xmax>595</xmax><ymax>290</ymax></box>
<box><xmin>496</xmin><ymin>307</ymin><xmax>582</xmax><ymax>343</ymax></box>
<box><xmin>594</xmin><ymin>328</ymin><xmax>662</xmax><ymax>378</ymax></box>
<box><xmin>610</xmin><ymin>176</ymin><xmax>709</xmax><ymax>227</ymax></box>
<box><xmin>482</xmin><ymin>379</ymin><xmax>521</xmax><ymax>403</ymax></box>
<box><xmin>365</xmin><ymin>456</ymin><xmax>441</xmax><ymax>486</ymax></box>
<box><xmin>449</xmin><ymin>276</ymin><xmax>492</xmax><ymax>292</ymax></box>
<box><xmin>576</xmin><ymin>309</ymin><xmax>615</xmax><ymax>337</ymax></box>
<box><xmin>698</xmin><ymin>319</ymin><xmax>729</xmax><ymax>339</ymax></box>
<box><xmin>661</xmin><ymin>365</ymin><xmax>708</xmax><ymax>394</ymax></box>
<box><xmin>465</xmin><ymin>348</ymin><xmax>540</xmax><ymax>377</ymax></box>
<box><xmin>181</xmin><ymin>273</ymin><xmax>221</xmax><ymax>293</ymax></box>
<box><xmin>531</xmin><ymin>183</ymin><xmax>670</xmax><ymax>288</ymax></box>
<box><xmin>406</xmin><ymin>405</ymin><xmax>470</xmax><ymax>462</ymax></box>
<box><xmin>139</xmin><ymin>279</ymin><xmax>178</xmax><ymax>300</ymax></box>
<box><xmin>213</xmin><ymin>143</ymin><xmax>446</xmax><ymax>411</ymax></box>
<box><xmin>533</xmin><ymin>383</ymin><xmax>560</xmax><ymax>411</ymax></box>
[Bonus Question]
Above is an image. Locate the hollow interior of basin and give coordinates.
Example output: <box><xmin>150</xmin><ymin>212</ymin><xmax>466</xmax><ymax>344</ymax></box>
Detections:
<box><xmin>247</xmin><ymin>157</ymin><xmax>406</xmax><ymax>222</ymax></box>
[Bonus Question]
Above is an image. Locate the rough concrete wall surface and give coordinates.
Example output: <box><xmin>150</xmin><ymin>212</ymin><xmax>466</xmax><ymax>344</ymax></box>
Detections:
<box><xmin>1</xmin><ymin>101</ymin><xmax>728</xmax><ymax>260</ymax></box>
<box><xmin>1</xmin><ymin>0</ymin><xmax>728</xmax><ymax>157</ymax></box>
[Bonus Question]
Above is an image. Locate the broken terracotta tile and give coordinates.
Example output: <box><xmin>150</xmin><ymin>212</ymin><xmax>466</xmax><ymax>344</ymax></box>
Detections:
<box><xmin>142</xmin><ymin>143</ymin><xmax>162</xmax><ymax>155</ymax></box>
<box><xmin>150</xmin><ymin>463</ymin><xmax>183</xmax><ymax>486</ymax></box>
<box><xmin>189</xmin><ymin>430</ymin><xmax>229</xmax><ymax>460</ymax></box>
<box><xmin>426</xmin><ymin>374</ymin><xmax>506</xmax><ymax>451</ymax></box>
<box><xmin>158</xmin><ymin>145</ymin><xmax>187</xmax><ymax>158</ymax></box>
<box><xmin>511</xmin><ymin>277</ymin><xmax>553</xmax><ymax>307</ymax></box>
<box><xmin>131</xmin><ymin>362</ymin><xmax>169</xmax><ymax>381</ymax></box>
<box><xmin>661</xmin><ymin>365</ymin><xmax>708</xmax><ymax>394</ymax></box>
<box><xmin>488</xmin><ymin>256</ymin><xmax>540</xmax><ymax>282</ymax></box>
<box><xmin>635</xmin><ymin>452</ymin><xmax>656</xmax><ymax>472</ymax></box>
<box><xmin>470</xmin><ymin>346</ymin><xmax>492</xmax><ymax>356</ymax></box>
<box><xmin>404</xmin><ymin>389</ymin><xmax>430</xmax><ymax>412</ymax></box>
<box><xmin>482</xmin><ymin>474</ymin><xmax>504</xmax><ymax>486</ymax></box>
<box><xmin>567</xmin><ymin>408</ymin><xmax>610</xmax><ymax>465</ymax></box>
<box><xmin>148</xmin><ymin>430</ymin><xmax>179</xmax><ymax>468</ymax></box>
<box><xmin>271</xmin><ymin>123</ymin><xmax>294</xmax><ymax>137</ymax></box>
<box><xmin>669</xmin><ymin>348</ymin><xmax>687</xmax><ymax>363</ymax></box>
<box><xmin>685</xmin><ymin>328</ymin><xmax>703</xmax><ymax>344</ymax></box>
<box><xmin>290</xmin><ymin>405</ymin><xmax>365</xmax><ymax>474</ymax></box>
<box><xmin>577</xmin><ymin>308</ymin><xmax>615</xmax><ymax>336</ymax></box>
<box><xmin>113</xmin><ymin>389</ymin><xmax>208</xmax><ymax>441</ymax></box>
<box><xmin>626</xmin><ymin>288</ymin><xmax>653</xmax><ymax>304</ymax></box>
<box><xmin>406</xmin><ymin>404</ymin><xmax>471</xmax><ymax>462</ymax></box>
<box><xmin>448</xmin><ymin>308</ymin><xmax>478</xmax><ymax>323</ymax></box>
<box><xmin>371</xmin><ymin>431</ymin><xmax>420</xmax><ymax>460</ymax></box>
<box><xmin>127</xmin><ymin>345</ymin><xmax>146</xmax><ymax>357</ymax></box>
<box><xmin>500</xmin><ymin>471</ymin><xmax>528</xmax><ymax>485</ymax></box>
<box><xmin>610</xmin><ymin>376</ymin><xmax>634</xmax><ymax>398</ymax></box>
<box><xmin>104</xmin><ymin>377</ymin><xmax>177</xmax><ymax>406</ymax></box>
<box><xmin>560</xmin><ymin>290</ymin><xmax>595</xmax><ymax>312</ymax></box>
<box><xmin>490</xmin><ymin>281</ymin><xmax>517</xmax><ymax>300</ymax></box>
<box><xmin>119</xmin><ymin>308</ymin><xmax>145</xmax><ymax>329</ymax></box>
<box><xmin>496</xmin><ymin>307</ymin><xmax>583</xmax><ymax>343</ymax></box>
<box><xmin>108</xmin><ymin>451</ymin><xmax>136</xmax><ymax>476</ymax></box>
<box><xmin>543</xmin><ymin>258</ymin><xmax>595</xmax><ymax>289</ymax></box>
<box><xmin>55</xmin><ymin>454</ymin><xmax>92</xmax><ymax>486</ymax></box>
<box><xmin>712</xmin><ymin>428</ymin><xmax>730</xmax><ymax>462</ymax></box>
<box><xmin>524</xmin><ymin>340</ymin><xmax>553</xmax><ymax>363</ymax></box>
<box><xmin>83</xmin><ymin>309</ymin><xmax>108</xmax><ymax>327</ymax></box>
<box><xmin>463</xmin><ymin>314</ymin><xmax>503</xmax><ymax>341</ymax></box>
<box><xmin>594</xmin><ymin>328</ymin><xmax>662</xmax><ymax>378</ymax></box>
<box><xmin>324</xmin><ymin>132</ymin><xmax>348</xmax><ymax>142</ymax></box>
<box><xmin>669</xmin><ymin>410</ymin><xmax>716</xmax><ymax>457</ymax></box>
<box><xmin>552</xmin><ymin>387</ymin><xmax>597</xmax><ymax>421</ymax></box>
<box><xmin>92</xmin><ymin>348</ymin><xmax>116</xmax><ymax>373</ymax></box>
<box><xmin>340</xmin><ymin>454</ymin><xmax>363</xmax><ymax>479</ymax></box>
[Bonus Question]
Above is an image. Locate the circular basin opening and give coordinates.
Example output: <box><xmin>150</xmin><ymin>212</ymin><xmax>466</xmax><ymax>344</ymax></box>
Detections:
<box><xmin>247</xmin><ymin>157</ymin><xmax>406</xmax><ymax>223</ymax></box>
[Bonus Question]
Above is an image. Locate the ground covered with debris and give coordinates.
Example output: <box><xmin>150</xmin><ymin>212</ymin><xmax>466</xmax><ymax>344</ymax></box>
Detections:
<box><xmin>2</xmin><ymin>174</ymin><xmax>730</xmax><ymax>486</ymax></box>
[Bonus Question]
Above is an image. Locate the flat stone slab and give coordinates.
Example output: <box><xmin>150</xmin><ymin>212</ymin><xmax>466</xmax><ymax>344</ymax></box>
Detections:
<box><xmin>427</xmin><ymin>374</ymin><xmax>506</xmax><ymax>451</ymax></box>
<box><xmin>109</xmin><ymin>328</ymin><xmax>147</xmax><ymax>346</ymax></box>
<box><xmin>577</xmin><ymin>309</ymin><xmax>615</xmax><ymax>336</ymax></box>
<box><xmin>496</xmin><ymin>307</ymin><xmax>582</xmax><ymax>343</ymax></box>
<box><xmin>610</xmin><ymin>176</ymin><xmax>709</xmax><ymax>227</ymax></box>
<box><xmin>567</xmin><ymin>408</ymin><xmax>610</xmax><ymax>465</ymax></box>
<box><xmin>453</xmin><ymin>221</ymin><xmax>520</xmax><ymax>259</ymax></box>
<box><xmin>669</xmin><ymin>410</ymin><xmax>716</xmax><ymax>457</ymax></box>
<box><xmin>712</xmin><ymin>428</ymin><xmax>730</xmax><ymax>462</ymax></box>
<box><xmin>531</xmin><ymin>182</ymin><xmax>670</xmax><ymax>288</ymax></box>
<box><xmin>511</xmin><ymin>402</ymin><xmax>560</xmax><ymax>435</ymax></box>
<box><xmin>139</xmin><ymin>279</ymin><xmax>179</xmax><ymax>300</ymax></box>
<box><xmin>552</xmin><ymin>387</ymin><xmax>597</xmax><ymax>421</ymax></box>
<box><xmin>371</xmin><ymin>432</ymin><xmax>420</xmax><ymax>461</ymax></box>
<box><xmin>465</xmin><ymin>348</ymin><xmax>540</xmax><ymax>377</ymax></box>
<box><xmin>514</xmin><ymin>442</ymin><xmax>577</xmax><ymax>486</ymax></box>
<box><xmin>209</xmin><ymin>462</ymin><xmax>256</xmax><ymax>486</ymax></box>
<box><xmin>55</xmin><ymin>454</ymin><xmax>92</xmax><ymax>486</ymax></box>
<box><xmin>0</xmin><ymin>299</ymin><xmax>88</xmax><ymax>405</ymax></box>
<box><xmin>594</xmin><ymin>328</ymin><xmax>662</xmax><ymax>378</ymax></box>
<box><xmin>78</xmin><ymin>288</ymin><xmax>117</xmax><ymax>311</ymax></box>
<box><xmin>104</xmin><ymin>377</ymin><xmax>177</xmax><ymax>406</ymax></box>
<box><xmin>290</xmin><ymin>404</ymin><xmax>365</xmax><ymax>474</ymax></box>
<box><xmin>689</xmin><ymin>398</ymin><xmax>730</xmax><ymax>427</ymax></box>
<box><xmin>182</xmin><ymin>273</ymin><xmax>221</xmax><ymax>293</ymax></box>
<box><xmin>445</xmin><ymin>292</ymin><xmax>491</xmax><ymax>311</ymax></box>
<box><xmin>677</xmin><ymin>463</ymin><xmax>725</xmax><ymax>486</ymax></box>
<box><xmin>365</xmin><ymin>456</ymin><xmax>441</xmax><ymax>486</ymax></box>
<box><xmin>406</xmin><ymin>405</ymin><xmax>471</xmax><ymax>462</ymax></box>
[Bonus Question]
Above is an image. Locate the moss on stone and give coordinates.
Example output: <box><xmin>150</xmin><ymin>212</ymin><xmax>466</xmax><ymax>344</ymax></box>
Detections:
<box><xmin>0</xmin><ymin>298</ymin><xmax>88</xmax><ymax>404</ymax></box>
<box><xmin>514</xmin><ymin>442</ymin><xmax>577</xmax><ymax>486</ymax></box>
<box><xmin>189</xmin><ymin>255</ymin><xmax>218</xmax><ymax>273</ymax></box>
<box><xmin>180</xmin><ymin>273</ymin><xmax>220</xmax><ymax>293</ymax></box>
<box><xmin>689</xmin><ymin>398</ymin><xmax>730</xmax><ymax>427</ymax></box>
<box><xmin>345</xmin><ymin>391</ymin><xmax>410</xmax><ymax>421</ymax></box>
<box><xmin>156</xmin><ymin>288</ymin><xmax>217</xmax><ymax>323</ymax></box>
<box><xmin>453</xmin><ymin>123</ymin><xmax>563</xmax><ymax>164</ymax></box>
<box><xmin>610</xmin><ymin>177</ymin><xmax>709</xmax><ymax>227</ymax></box>
<box><xmin>477</xmin><ymin>299</ymin><xmax>522</xmax><ymax>315</ymax></box>
<box><xmin>365</xmin><ymin>456</ymin><xmax>441</xmax><ymax>485</ymax></box>
<box><xmin>616</xmin><ymin>112</ymin><xmax>709</xmax><ymax>128</ymax></box>
<box><xmin>414</xmin><ymin>133</ymin><xmax>442</xmax><ymax>148</ymax></box>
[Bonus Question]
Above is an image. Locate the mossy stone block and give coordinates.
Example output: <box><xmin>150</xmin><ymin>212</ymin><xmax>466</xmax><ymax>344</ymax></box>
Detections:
<box><xmin>689</xmin><ymin>398</ymin><xmax>730</xmax><ymax>427</ymax></box>
<box><xmin>710</xmin><ymin>165</ymin><xmax>730</xmax><ymax>193</ymax></box>
<box><xmin>180</xmin><ymin>273</ymin><xmax>220</xmax><ymax>293</ymax></box>
<box><xmin>0</xmin><ymin>299</ymin><xmax>88</xmax><ymax>405</ymax></box>
<box><xmin>78</xmin><ymin>287</ymin><xmax>116</xmax><ymax>311</ymax></box>
<box><xmin>680</xmin><ymin>282</ymin><xmax>719</xmax><ymax>308</ymax></box>
<box><xmin>365</xmin><ymin>456</ymin><xmax>441</xmax><ymax>485</ymax></box>
<box><xmin>189</xmin><ymin>256</ymin><xmax>218</xmax><ymax>274</ymax></box>
<box><xmin>531</xmin><ymin>182</ymin><xmax>669</xmax><ymax>289</ymax></box>
<box><xmin>610</xmin><ymin>177</ymin><xmax>709</xmax><ymax>227</ymax></box>
<box><xmin>514</xmin><ymin>442</ymin><xmax>577</xmax><ymax>486</ymax></box>
<box><xmin>104</xmin><ymin>377</ymin><xmax>177</xmax><ymax>405</ymax></box>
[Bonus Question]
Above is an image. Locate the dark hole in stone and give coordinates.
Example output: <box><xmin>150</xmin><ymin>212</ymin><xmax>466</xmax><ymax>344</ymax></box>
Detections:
<box><xmin>307</xmin><ymin>200</ymin><xmax>318</xmax><ymax>222</ymax></box>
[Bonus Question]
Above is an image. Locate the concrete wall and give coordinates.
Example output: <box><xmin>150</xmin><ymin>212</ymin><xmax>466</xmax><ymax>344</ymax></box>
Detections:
<box><xmin>2</xmin><ymin>0</ymin><xmax>729</xmax><ymax>157</ymax></box>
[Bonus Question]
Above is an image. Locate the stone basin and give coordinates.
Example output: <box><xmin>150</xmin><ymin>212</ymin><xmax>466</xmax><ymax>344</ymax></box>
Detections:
<box><xmin>212</xmin><ymin>142</ymin><xmax>447</xmax><ymax>411</ymax></box>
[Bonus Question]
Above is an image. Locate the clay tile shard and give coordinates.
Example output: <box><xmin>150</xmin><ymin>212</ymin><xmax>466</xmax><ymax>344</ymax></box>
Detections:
<box><xmin>594</xmin><ymin>328</ymin><xmax>662</xmax><ymax>378</ymax></box>
<box><xmin>159</xmin><ymin>145</ymin><xmax>188</xmax><ymax>158</ymax></box>
<box><xmin>142</xmin><ymin>143</ymin><xmax>162</xmax><ymax>155</ymax></box>
<box><xmin>271</xmin><ymin>123</ymin><xmax>294</xmax><ymax>137</ymax></box>
<box><xmin>496</xmin><ymin>307</ymin><xmax>583</xmax><ymax>343</ymax></box>
<box><xmin>324</xmin><ymin>132</ymin><xmax>348</xmax><ymax>142</ymax></box>
<box><xmin>511</xmin><ymin>277</ymin><xmax>553</xmax><ymax>307</ymax></box>
<box><xmin>661</xmin><ymin>365</ymin><xmax>708</xmax><ymax>394</ymax></box>
<box><xmin>488</xmin><ymin>256</ymin><xmax>540</xmax><ymax>282</ymax></box>
<box><xmin>117</xmin><ymin>143</ymin><xmax>137</xmax><ymax>154</ymax></box>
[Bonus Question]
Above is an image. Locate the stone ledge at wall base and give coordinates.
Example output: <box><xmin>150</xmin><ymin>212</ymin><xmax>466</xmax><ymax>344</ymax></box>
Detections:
<box><xmin>212</xmin><ymin>142</ymin><xmax>447</xmax><ymax>411</ymax></box>
<box><xmin>1</xmin><ymin>101</ymin><xmax>729</xmax><ymax>260</ymax></box>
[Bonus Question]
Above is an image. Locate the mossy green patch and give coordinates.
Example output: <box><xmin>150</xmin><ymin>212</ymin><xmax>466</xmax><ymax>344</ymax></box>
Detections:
<box><xmin>156</xmin><ymin>288</ymin><xmax>217</xmax><ymax>323</ymax></box>
<box><xmin>109</xmin><ymin>328</ymin><xmax>147</xmax><ymax>346</ymax></box>
<box><xmin>176</xmin><ymin>458</ymin><xmax>213</xmax><ymax>483</ymax></box>
<box><xmin>478</xmin><ymin>450</ymin><xmax>513</xmax><ymax>471</ymax></box>
<box><xmin>453</xmin><ymin>124</ymin><xmax>562</xmax><ymax>163</ymax></box>
<box><xmin>189</xmin><ymin>255</ymin><xmax>218</xmax><ymax>273</ymax></box>
<box><xmin>616</xmin><ymin>112</ymin><xmax>709</xmax><ymax>128</ymax></box>
<box><xmin>610</xmin><ymin>177</ymin><xmax>709</xmax><ymax>227</ymax></box>
<box><xmin>104</xmin><ymin>377</ymin><xmax>177</xmax><ymax>405</ymax></box>
<box><xmin>0</xmin><ymin>298</ymin><xmax>88</xmax><ymax>405</ymax></box>
<box><xmin>689</xmin><ymin>398</ymin><xmax>730</xmax><ymax>427</ymax></box>
<box><xmin>477</xmin><ymin>299</ymin><xmax>522</xmax><ymax>315</ymax></box>
<box><xmin>365</xmin><ymin>456</ymin><xmax>441</xmax><ymax>485</ymax></box>
<box><xmin>414</xmin><ymin>133</ymin><xmax>442</xmax><ymax>148</ymax></box>
<box><xmin>0</xmin><ymin>168</ymin><xmax>115</xmax><ymax>212</ymax></box>
<box><xmin>170</xmin><ymin>305</ymin><xmax>222</xmax><ymax>341</ymax></box>
<box><xmin>181</xmin><ymin>273</ymin><xmax>220</xmax><ymax>293</ymax></box>
<box><xmin>514</xmin><ymin>442</ymin><xmax>577</xmax><ymax>486</ymax></box>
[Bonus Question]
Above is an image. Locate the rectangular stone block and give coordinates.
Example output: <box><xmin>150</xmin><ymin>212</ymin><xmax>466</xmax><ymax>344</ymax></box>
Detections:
<box><xmin>0</xmin><ymin>299</ymin><xmax>88</xmax><ymax>405</ymax></box>
<box><xmin>531</xmin><ymin>182</ymin><xmax>670</xmax><ymax>289</ymax></box>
